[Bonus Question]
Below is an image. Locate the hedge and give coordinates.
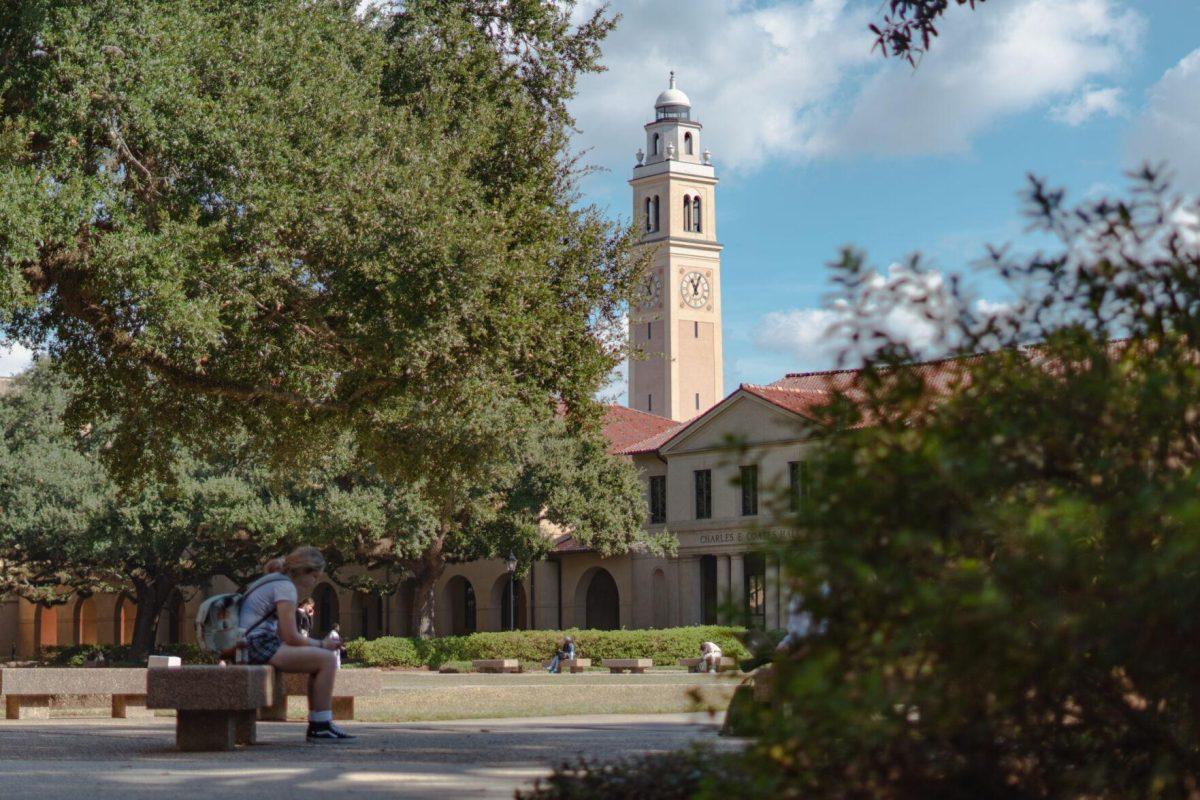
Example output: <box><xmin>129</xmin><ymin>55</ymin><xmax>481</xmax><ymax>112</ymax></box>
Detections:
<box><xmin>37</xmin><ymin>642</ymin><xmax>216</xmax><ymax>667</ymax></box>
<box><xmin>343</xmin><ymin>626</ymin><xmax>753</xmax><ymax>669</ymax></box>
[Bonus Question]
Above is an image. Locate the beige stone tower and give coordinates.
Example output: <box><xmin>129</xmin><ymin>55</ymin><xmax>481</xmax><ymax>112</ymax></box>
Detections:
<box><xmin>628</xmin><ymin>73</ymin><xmax>724</xmax><ymax>421</ymax></box>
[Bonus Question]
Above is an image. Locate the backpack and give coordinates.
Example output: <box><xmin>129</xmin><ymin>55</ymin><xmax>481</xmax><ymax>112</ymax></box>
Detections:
<box><xmin>194</xmin><ymin>573</ymin><xmax>291</xmax><ymax>660</ymax></box>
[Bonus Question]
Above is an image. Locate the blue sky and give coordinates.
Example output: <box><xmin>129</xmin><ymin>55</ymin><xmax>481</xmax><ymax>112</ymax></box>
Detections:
<box><xmin>3</xmin><ymin>0</ymin><xmax>1199</xmax><ymax>387</ymax></box>
<box><xmin>562</xmin><ymin>0</ymin><xmax>1200</xmax><ymax>400</ymax></box>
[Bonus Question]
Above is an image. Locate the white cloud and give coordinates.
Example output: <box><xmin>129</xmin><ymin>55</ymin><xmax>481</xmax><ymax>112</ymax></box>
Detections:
<box><xmin>1051</xmin><ymin>85</ymin><xmax>1124</xmax><ymax>126</ymax></box>
<box><xmin>569</xmin><ymin>0</ymin><xmax>1143</xmax><ymax>175</ymax></box>
<box><xmin>1129</xmin><ymin>49</ymin><xmax>1200</xmax><ymax>193</ymax></box>
<box><xmin>752</xmin><ymin>266</ymin><xmax>1013</xmax><ymax>371</ymax></box>
<box><xmin>0</xmin><ymin>341</ymin><xmax>33</xmax><ymax>377</ymax></box>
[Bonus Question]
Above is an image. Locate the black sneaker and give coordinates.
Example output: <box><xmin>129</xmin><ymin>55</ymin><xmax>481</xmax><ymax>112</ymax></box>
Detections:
<box><xmin>306</xmin><ymin>721</ymin><xmax>356</xmax><ymax>742</ymax></box>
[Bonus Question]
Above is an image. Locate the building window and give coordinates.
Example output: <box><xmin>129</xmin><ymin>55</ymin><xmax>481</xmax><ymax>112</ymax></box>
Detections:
<box><xmin>653</xmin><ymin>195</ymin><xmax>660</xmax><ymax>231</ymax></box>
<box><xmin>789</xmin><ymin>460</ymin><xmax>808</xmax><ymax>512</ymax></box>
<box><xmin>694</xmin><ymin>320</ymin><xmax>699</xmax><ymax>337</ymax></box>
<box><xmin>694</xmin><ymin>197</ymin><xmax>702</xmax><ymax>233</ymax></box>
<box><xmin>683</xmin><ymin>195</ymin><xmax>692</xmax><ymax>231</ymax></box>
<box><xmin>652</xmin><ymin>133</ymin><xmax>660</xmax><ymax>155</ymax></box>
<box><xmin>646</xmin><ymin>321</ymin><xmax>652</xmax><ymax>340</ymax></box>
<box><xmin>694</xmin><ymin>469</ymin><xmax>712</xmax><ymax>519</ymax></box>
<box><xmin>647</xmin><ymin>394</ymin><xmax>652</xmax><ymax>413</ymax></box>
<box><xmin>649</xmin><ymin>475</ymin><xmax>667</xmax><ymax>524</ymax></box>
<box><xmin>744</xmin><ymin>553</ymin><xmax>767</xmax><ymax>629</ymax></box>
<box><xmin>740</xmin><ymin>465</ymin><xmax>759</xmax><ymax>516</ymax></box>
<box><xmin>695</xmin><ymin>392</ymin><xmax>700</xmax><ymax>410</ymax></box>
<box><xmin>684</xmin><ymin>132</ymin><xmax>694</xmax><ymax>155</ymax></box>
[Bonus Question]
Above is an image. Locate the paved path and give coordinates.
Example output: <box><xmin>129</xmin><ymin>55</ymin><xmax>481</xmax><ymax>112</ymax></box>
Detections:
<box><xmin>0</xmin><ymin>712</ymin><xmax>729</xmax><ymax>799</ymax></box>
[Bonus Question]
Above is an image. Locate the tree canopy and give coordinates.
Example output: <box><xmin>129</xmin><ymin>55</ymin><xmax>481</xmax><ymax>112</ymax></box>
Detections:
<box><xmin>0</xmin><ymin>363</ymin><xmax>302</xmax><ymax>655</ymax></box>
<box><xmin>719</xmin><ymin>173</ymin><xmax>1200</xmax><ymax>797</ymax></box>
<box><xmin>0</xmin><ymin>0</ymin><xmax>640</xmax><ymax>484</ymax></box>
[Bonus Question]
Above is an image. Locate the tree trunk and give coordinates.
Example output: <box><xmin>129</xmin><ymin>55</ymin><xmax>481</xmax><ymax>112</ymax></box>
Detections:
<box><xmin>410</xmin><ymin>552</ymin><xmax>446</xmax><ymax>639</ymax></box>
<box><xmin>129</xmin><ymin>577</ymin><xmax>177</xmax><ymax>658</ymax></box>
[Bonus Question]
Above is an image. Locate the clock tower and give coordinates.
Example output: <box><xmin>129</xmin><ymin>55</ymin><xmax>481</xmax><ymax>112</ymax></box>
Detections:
<box><xmin>628</xmin><ymin>74</ymin><xmax>724</xmax><ymax>421</ymax></box>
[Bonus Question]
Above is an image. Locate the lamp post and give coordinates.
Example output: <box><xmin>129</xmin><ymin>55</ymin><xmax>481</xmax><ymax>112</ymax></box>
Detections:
<box><xmin>506</xmin><ymin>552</ymin><xmax>517</xmax><ymax>631</ymax></box>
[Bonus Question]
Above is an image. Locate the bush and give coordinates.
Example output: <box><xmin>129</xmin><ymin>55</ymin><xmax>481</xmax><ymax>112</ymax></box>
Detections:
<box><xmin>38</xmin><ymin>642</ymin><xmax>216</xmax><ymax>667</ymax></box>
<box><xmin>344</xmin><ymin>626</ymin><xmax>751</xmax><ymax>669</ymax></box>
<box><xmin>516</xmin><ymin>747</ymin><xmax>732</xmax><ymax>799</ymax></box>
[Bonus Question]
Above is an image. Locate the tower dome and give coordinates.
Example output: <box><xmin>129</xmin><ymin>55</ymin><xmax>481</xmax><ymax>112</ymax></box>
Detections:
<box><xmin>655</xmin><ymin>72</ymin><xmax>691</xmax><ymax>120</ymax></box>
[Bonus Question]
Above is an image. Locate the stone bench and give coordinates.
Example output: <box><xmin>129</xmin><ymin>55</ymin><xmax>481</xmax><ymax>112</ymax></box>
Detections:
<box><xmin>603</xmin><ymin>658</ymin><xmax>653</xmax><ymax>674</ymax></box>
<box><xmin>540</xmin><ymin>658</ymin><xmax>591</xmax><ymax>674</ymax></box>
<box><xmin>147</xmin><ymin>666</ymin><xmax>273</xmax><ymax>751</ymax></box>
<box><xmin>0</xmin><ymin>668</ymin><xmax>149</xmax><ymax>720</ymax></box>
<box><xmin>678</xmin><ymin>656</ymin><xmax>737</xmax><ymax>673</ymax></box>
<box><xmin>258</xmin><ymin>668</ymin><xmax>383</xmax><ymax>721</ymax></box>
<box><xmin>471</xmin><ymin>659</ymin><xmax>520</xmax><ymax>674</ymax></box>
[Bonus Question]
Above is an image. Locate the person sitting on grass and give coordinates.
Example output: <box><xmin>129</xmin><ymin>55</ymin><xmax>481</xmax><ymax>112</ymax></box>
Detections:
<box><xmin>240</xmin><ymin>545</ymin><xmax>354</xmax><ymax>742</ymax></box>
<box><xmin>545</xmin><ymin>636</ymin><xmax>576</xmax><ymax>673</ymax></box>
<box><xmin>699</xmin><ymin>641</ymin><xmax>723</xmax><ymax>674</ymax></box>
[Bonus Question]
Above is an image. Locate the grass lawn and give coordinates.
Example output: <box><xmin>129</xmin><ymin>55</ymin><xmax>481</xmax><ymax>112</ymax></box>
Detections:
<box><xmin>289</xmin><ymin>669</ymin><xmax>741</xmax><ymax>722</ymax></box>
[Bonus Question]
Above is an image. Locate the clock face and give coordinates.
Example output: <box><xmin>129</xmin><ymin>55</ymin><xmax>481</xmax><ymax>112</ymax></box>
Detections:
<box><xmin>681</xmin><ymin>271</ymin><xmax>711</xmax><ymax>309</ymax></box>
<box><xmin>642</xmin><ymin>273</ymin><xmax>662</xmax><ymax>309</ymax></box>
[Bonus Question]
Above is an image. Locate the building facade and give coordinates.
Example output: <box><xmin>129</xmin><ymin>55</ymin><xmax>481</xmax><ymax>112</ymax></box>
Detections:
<box><xmin>0</xmin><ymin>79</ymin><xmax>815</xmax><ymax>658</ymax></box>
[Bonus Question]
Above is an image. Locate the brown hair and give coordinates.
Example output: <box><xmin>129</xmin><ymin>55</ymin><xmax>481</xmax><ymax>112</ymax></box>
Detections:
<box><xmin>283</xmin><ymin>546</ymin><xmax>326</xmax><ymax>579</ymax></box>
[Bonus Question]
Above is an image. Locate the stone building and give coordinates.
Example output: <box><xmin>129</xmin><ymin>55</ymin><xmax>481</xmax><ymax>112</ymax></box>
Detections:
<box><xmin>0</xmin><ymin>78</ymin><xmax>820</xmax><ymax>657</ymax></box>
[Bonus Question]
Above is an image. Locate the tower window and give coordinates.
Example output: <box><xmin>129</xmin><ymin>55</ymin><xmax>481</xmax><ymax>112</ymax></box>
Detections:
<box><xmin>646</xmin><ymin>321</ymin><xmax>652</xmax><ymax>340</ymax></box>
<box><xmin>648</xmin><ymin>394</ymin><xmax>653</xmax><ymax>413</ymax></box>
<box><xmin>684</xmin><ymin>132</ymin><xmax>694</xmax><ymax>155</ymax></box>
<box><xmin>683</xmin><ymin>196</ymin><xmax>692</xmax><ymax>232</ymax></box>
<box><xmin>652</xmin><ymin>133</ymin><xmax>660</xmax><ymax>156</ymax></box>
<box><xmin>653</xmin><ymin>195</ymin><xmax>660</xmax><ymax>232</ymax></box>
<box><xmin>694</xmin><ymin>320</ymin><xmax>699</xmax><ymax>337</ymax></box>
<box><xmin>644</xmin><ymin>197</ymin><xmax>652</xmax><ymax>232</ymax></box>
<box><xmin>695</xmin><ymin>392</ymin><xmax>700</xmax><ymax>410</ymax></box>
<box><xmin>694</xmin><ymin>197</ymin><xmax>702</xmax><ymax>233</ymax></box>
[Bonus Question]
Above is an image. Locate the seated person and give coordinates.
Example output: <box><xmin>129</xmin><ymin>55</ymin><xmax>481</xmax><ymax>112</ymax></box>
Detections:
<box><xmin>699</xmin><ymin>640</ymin><xmax>723</xmax><ymax>673</ymax></box>
<box><xmin>545</xmin><ymin>636</ymin><xmax>576</xmax><ymax>673</ymax></box>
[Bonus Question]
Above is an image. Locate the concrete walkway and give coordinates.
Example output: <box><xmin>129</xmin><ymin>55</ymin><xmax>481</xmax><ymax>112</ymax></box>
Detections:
<box><xmin>0</xmin><ymin>712</ymin><xmax>728</xmax><ymax>799</ymax></box>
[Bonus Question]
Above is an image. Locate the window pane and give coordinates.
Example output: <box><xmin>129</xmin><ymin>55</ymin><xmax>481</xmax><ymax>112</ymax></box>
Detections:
<box><xmin>741</xmin><ymin>465</ymin><xmax>758</xmax><ymax>516</ymax></box>
<box><xmin>650</xmin><ymin>475</ymin><xmax>667</xmax><ymax>524</ymax></box>
<box><xmin>694</xmin><ymin>469</ymin><xmax>711</xmax><ymax>519</ymax></box>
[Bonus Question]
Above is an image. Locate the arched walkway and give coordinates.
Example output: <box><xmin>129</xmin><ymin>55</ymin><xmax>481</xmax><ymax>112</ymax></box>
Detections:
<box><xmin>577</xmin><ymin>568</ymin><xmax>620</xmax><ymax>631</ymax></box>
<box><xmin>442</xmin><ymin>576</ymin><xmax>477</xmax><ymax>635</ymax></box>
<box><xmin>73</xmin><ymin>596</ymin><xmax>98</xmax><ymax>645</ymax></box>
<box><xmin>311</xmin><ymin>583</ymin><xmax>339</xmax><ymax>638</ymax></box>
<box><xmin>113</xmin><ymin>597</ymin><xmax>136</xmax><ymax>646</ymax></box>
<box><xmin>492</xmin><ymin>574</ymin><xmax>528</xmax><ymax>631</ymax></box>
<box><xmin>351</xmin><ymin>592</ymin><xmax>384</xmax><ymax>640</ymax></box>
<box><xmin>35</xmin><ymin>605</ymin><xmax>58</xmax><ymax>651</ymax></box>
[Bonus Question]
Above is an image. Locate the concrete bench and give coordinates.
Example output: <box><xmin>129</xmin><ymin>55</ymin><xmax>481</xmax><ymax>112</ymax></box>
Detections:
<box><xmin>147</xmin><ymin>666</ymin><xmax>273</xmax><ymax>751</ymax></box>
<box><xmin>540</xmin><ymin>658</ymin><xmax>591</xmax><ymax>674</ymax></box>
<box><xmin>678</xmin><ymin>656</ymin><xmax>737</xmax><ymax>673</ymax></box>
<box><xmin>471</xmin><ymin>659</ymin><xmax>520</xmax><ymax>674</ymax></box>
<box><xmin>0</xmin><ymin>668</ymin><xmax>150</xmax><ymax>720</ymax></box>
<box><xmin>604</xmin><ymin>658</ymin><xmax>653</xmax><ymax>674</ymax></box>
<box><xmin>259</xmin><ymin>668</ymin><xmax>383</xmax><ymax>721</ymax></box>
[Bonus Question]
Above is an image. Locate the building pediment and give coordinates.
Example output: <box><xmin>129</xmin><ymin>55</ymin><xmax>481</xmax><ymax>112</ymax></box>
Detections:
<box><xmin>657</xmin><ymin>387</ymin><xmax>820</xmax><ymax>456</ymax></box>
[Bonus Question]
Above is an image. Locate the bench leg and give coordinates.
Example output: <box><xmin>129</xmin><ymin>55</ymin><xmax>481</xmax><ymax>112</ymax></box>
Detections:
<box><xmin>259</xmin><ymin>690</ymin><xmax>288</xmax><ymax>722</ymax></box>
<box><xmin>234</xmin><ymin>710</ymin><xmax>258</xmax><ymax>745</ymax></box>
<box><xmin>112</xmin><ymin>695</ymin><xmax>154</xmax><ymax>719</ymax></box>
<box><xmin>176</xmin><ymin>710</ymin><xmax>236</xmax><ymax>752</ymax></box>
<box><xmin>331</xmin><ymin>697</ymin><xmax>355</xmax><ymax>721</ymax></box>
<box><xmin>6</xmin><ymin>696</ymin><xmax>50</xmax><ymax>720</ymax></box>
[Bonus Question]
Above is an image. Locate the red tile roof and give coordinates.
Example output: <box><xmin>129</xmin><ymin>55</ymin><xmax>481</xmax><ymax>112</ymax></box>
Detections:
<box><xmin>601</xmin><ymin>404</ymin><xmax>680</xmax><ymax>455</ymax></box>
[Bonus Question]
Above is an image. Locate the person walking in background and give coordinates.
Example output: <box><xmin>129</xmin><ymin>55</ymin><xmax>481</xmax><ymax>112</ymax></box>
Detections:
<box><xmin>326</xmin><ymin>622</ymin><xmax>344</xmax><ymax>667</ymax></box>
<box><xmin>296</xmin><ymin>598</ymin><xmax>315</xmax><ymax>637</ymax></box>
<box><xmin>700</xmin><ymin>641</ymin><xmax>723</xmax><ymax>674</ymax></box>
<box><xmin>546</xmin><ymin>636</ymin><xmax>576</xmax><ymax>673</ymax></box>
<box><xmin>239</xmin><ymin>546</ymin><xmax>354</xmax><ymax>741</ymax></box>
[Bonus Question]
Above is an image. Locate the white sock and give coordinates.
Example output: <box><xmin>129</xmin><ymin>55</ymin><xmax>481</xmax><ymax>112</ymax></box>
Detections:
<box><xmin>309</xmin><ymin>710</ymin><xmax>333</xmax><ymax>724</ymax></box>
